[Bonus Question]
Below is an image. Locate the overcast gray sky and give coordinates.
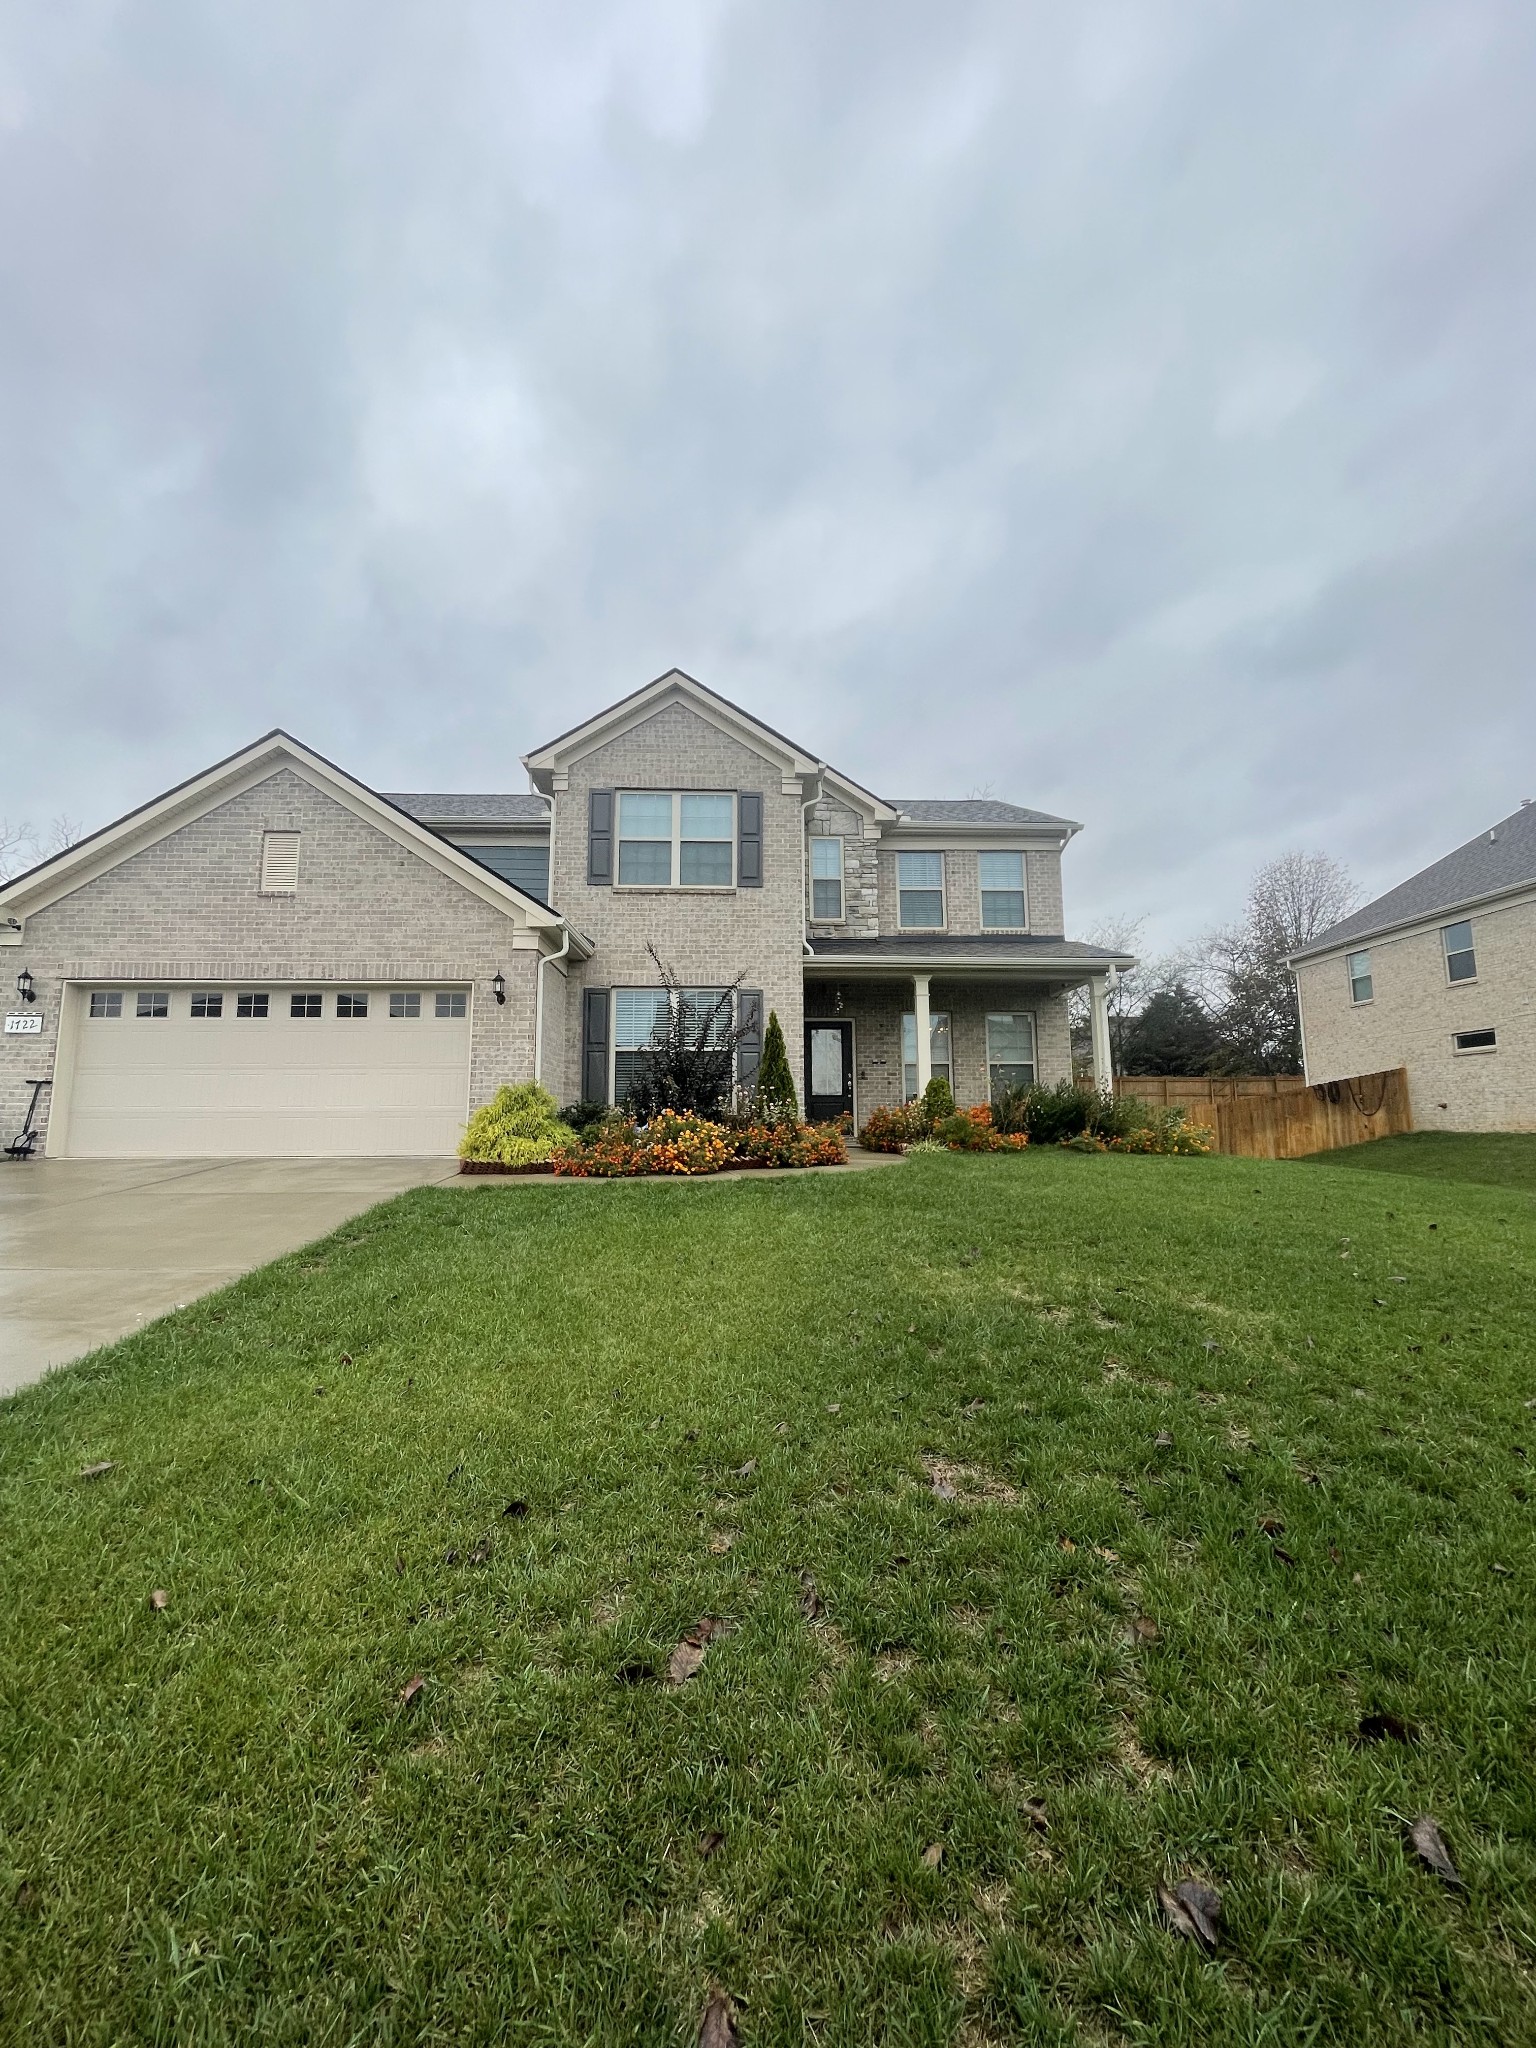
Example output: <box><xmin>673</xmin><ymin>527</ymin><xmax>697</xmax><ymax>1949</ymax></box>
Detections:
<box><xmin>2</xmin><ymin>0</ymin><xmax>1532</xmax><ymax>948</ymax></box>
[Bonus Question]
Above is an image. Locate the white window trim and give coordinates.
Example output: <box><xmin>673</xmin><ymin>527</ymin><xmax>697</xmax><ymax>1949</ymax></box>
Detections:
<box><xmin>985</xmin><ymin>1009</ymin><xmax>1039</xmax><ymax>1092</ymax></box>
<box><xmin>1347</xmin><ymin>950</ymin><xmax>1373</xmax><ymax>1005</ymax></box>
<box><xmin>809</xmin><ymin>836</ymin><xmax>844</xmax><ymax>922</ymax></box>
<box><xmin>610</xmin><ymin>985</ymin><xmax>732</xmax><ymax>1101</ymax></box>
<box><xmin>897</xmin><ymin>851</ymin><xmax>947</xmax><ymax>931</ymax></box>
<box><xmin>1452</xmin><ymin>1029</ymin><xmax>1497</xmax><ymax>1055</ymax></box>
<box><xmin>1441</xmin><ymin>921</ymin><xmax>1478</xmax><ymax>986</ymax></box>
<box><xmin>977</xmin><ymin>851</ymin><xmax>1029</xmax><ymax>932</ymax></box>
<box><xmin>614</xmin><ymin>791</ymin><xmax>736</xmax><ymax>891</ymax></box>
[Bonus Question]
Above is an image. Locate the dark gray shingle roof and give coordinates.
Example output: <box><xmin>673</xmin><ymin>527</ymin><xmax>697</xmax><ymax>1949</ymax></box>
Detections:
<box><xmin>385</xmin><ymin>792</ymin><xmax>549</xmax><ymax>826</ymax></box>
<box><xmin>890</xmin><ymin>799</ymin><xmax>1076</xmax><ymax>828</ymax></box>
<box><xmin>1294</xmin><ymin>801</ymin><xmax>1536</xmax><ymax>958</ymax></box>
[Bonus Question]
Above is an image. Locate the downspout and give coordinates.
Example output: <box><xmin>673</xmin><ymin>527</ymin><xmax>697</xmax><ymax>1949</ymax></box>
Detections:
<box><xmin>533</xmin><ymin>923</ymin><xmax>572</xmax><ymax>1088</ymax></box>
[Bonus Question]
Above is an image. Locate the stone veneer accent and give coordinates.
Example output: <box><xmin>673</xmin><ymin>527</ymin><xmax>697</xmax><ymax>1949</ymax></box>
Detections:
<box><xmin>805</xmin><ymin>795</ymin><xmax>880</xmax><ymax>940</ymax></box>
<box><xmin>1295</xmin><ymin>893</ymin><xmax>1536</xmax><ymax>1131</ymax></box>
<box><xmin>0</xmin><ymin>769</ymin><xmax>544</xmax><ymax>1151</ymax></box>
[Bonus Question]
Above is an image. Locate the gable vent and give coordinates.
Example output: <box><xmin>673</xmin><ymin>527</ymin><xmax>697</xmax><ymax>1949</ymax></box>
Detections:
<box><xmin>260</xmin><ymin>830</ymin><xmax>301</xmax><ymax>895</ymax></box>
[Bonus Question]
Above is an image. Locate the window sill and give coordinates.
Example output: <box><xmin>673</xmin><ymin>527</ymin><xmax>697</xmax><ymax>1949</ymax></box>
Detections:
<box><xmin>611</xmin><ymin>885</ymin><xmax>738</xmax><ymax>895</ymax></box>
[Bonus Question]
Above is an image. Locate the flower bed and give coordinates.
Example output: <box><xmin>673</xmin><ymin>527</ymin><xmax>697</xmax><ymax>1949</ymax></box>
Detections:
<box><xmin>859</xmin><ymin>1093</ymin><xmax>1213</xmax><ymax>1156</ymax></box>
<box><xmin>551</xmin><ymin>1109</ymin><xmax>847</xmax><ymax>1178</ymax></box>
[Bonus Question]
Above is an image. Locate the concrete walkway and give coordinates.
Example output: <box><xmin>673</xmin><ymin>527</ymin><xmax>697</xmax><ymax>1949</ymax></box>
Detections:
<box><xmin>0</xmin><ymin>1157</ymin><xmax>458</xmax><ymax>1397</ymax></box>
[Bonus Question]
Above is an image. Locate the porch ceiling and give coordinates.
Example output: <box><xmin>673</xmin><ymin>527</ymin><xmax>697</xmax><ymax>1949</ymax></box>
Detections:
<box><xmin>804</xmin><ymin>936</ymin><xmax>1133</xmax><ymax>980</ymax></box>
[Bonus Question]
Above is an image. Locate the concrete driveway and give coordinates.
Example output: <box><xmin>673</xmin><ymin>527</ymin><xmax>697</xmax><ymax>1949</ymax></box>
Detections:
<box><xmin>0</xmin><ymin>1157</ymin><xmax>459</xmax><ymax>1397</ymax></box>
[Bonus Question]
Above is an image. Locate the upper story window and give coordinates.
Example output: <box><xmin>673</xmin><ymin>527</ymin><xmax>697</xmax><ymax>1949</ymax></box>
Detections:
<box><xmin>1442</xmin><ymin>919</ymin><xmax>1477</xmax><ymax>983</ymax></box>
<box><xmin>616</xmin><ymin>792</ymin><xmax>735</xmax><ymax>887</ymax></box>
<box><xmin>978</xmin><ymin>851</ymin><xmax>1026</xmax><ymax>928</ymax></box>
<box><xmin>810</xmin><ymin>837</ymin><xmax>844</xmax><ymax>920</ymax></box>
<box><xmin>897</xmin><ymin>851</ymin><xmax>945</xmax><ymax>928</ymax></box>
<box><xmin>1347</xmin><ymin>950</ymin><xmax>1372</xmax><ymax>1004</ymax></box>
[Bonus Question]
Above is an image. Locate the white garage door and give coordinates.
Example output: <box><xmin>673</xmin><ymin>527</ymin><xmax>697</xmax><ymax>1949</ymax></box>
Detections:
<box><xmin>57</xmin><ymin>984</ymin><xmax>473</xmax><ymax>1157</ymax></box>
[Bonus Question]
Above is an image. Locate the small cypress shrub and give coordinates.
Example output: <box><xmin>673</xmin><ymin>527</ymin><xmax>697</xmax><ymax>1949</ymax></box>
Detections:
<box><xmin>755</xmin><ymin>1009</ymin><xmax>798</xmax><ymax>1120</ymax></box>
<box><xmin>920</xmin><ymin>1075</ymin><xmax>956</xmax><ymax>1125</ymax></box>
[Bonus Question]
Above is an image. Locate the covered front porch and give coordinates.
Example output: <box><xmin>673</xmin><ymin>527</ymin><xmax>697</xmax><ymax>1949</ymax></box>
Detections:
<box><xmin>801</xmin><ymin>937</ymin><xmax>1132</xmax><ymax>1127</ymax></box>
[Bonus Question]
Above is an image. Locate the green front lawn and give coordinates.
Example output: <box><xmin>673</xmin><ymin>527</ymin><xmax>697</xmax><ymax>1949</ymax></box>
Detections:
<box><xmin>1308</xmin><ymin>1130</ymin><xmax>1536</xmax><ymax>1196</ymax></box>
<box><xmin>2</xmin><ymin>1155</ymin><xmax>1533</xmax><ymax>2045</ymax></box>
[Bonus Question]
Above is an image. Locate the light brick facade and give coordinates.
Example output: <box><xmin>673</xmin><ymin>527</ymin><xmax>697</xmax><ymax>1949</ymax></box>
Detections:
<box><xmin>2</xmin><ymin>674</ymin><xmax>1120</xmax><ymax>1155</ymax></box>
<box><xmin>1295</xmin><ymin>893</ymin><xmax>1536</xmax><ymax>1131</ymax></box>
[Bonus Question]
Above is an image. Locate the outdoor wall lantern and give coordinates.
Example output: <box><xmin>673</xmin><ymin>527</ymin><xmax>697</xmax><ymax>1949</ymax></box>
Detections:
<box><xmin>15</xmin><ymin>969</ymin><xmax>36</xmax><ymax>1003</ymax></box>
<box><xmin>492</xmin><ymin>972</ymin><xmax>506</xmax><ymax>1006</ymax></box>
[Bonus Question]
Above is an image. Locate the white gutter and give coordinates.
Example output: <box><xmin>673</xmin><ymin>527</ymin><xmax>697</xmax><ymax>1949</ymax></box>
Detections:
<box><xmin>533</xmin><ymin>923</ymin><xmax>572</xmax><ymax>1086</ymax></box>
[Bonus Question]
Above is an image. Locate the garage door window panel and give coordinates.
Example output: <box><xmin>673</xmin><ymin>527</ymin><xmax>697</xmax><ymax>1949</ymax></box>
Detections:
<box><xmin>390</xmin><ymin>992</ymin><xmax>422</xmax><ymax>1019</ymax></box>
<box><xmin>236</xmin><ymin>993</ymin><xmax>270</xmax><ymax>1019</ymax></box>
<box><xmin>435</xmin><ymin>992</ymin><xmax>466</xmax><ymax>1018</ymax></box>
<box><xmin>191</xmin><ymin>993</ymin><xmax>224</xmax><ymax>1019</ymax></box>
<box><xmin>290</xmin><ymin>992</ymin><xmax>322</xmax><ymax>1019</ymax></box>
<box><xmin>337</xmin><ymin>992</ymin><xmax>369</xmax><ymax>1018</ymax></box>
<box><xmin>89</xmin><ymin>992</ymin><xmax>123</xmax><ymax>1019</ymax></box>
<box><xmin>136</xmin><ymin>991</ymin><xmax>169</xmax><ymax>1019</ymax></box>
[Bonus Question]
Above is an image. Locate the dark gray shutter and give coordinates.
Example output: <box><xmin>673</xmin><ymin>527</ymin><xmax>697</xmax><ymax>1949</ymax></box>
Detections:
<box><xmin>737</xmin><ymin>792</ymin><xmax>763</xmax><ymax>887</ymax></box>
<box><xmin>587</xmin><ymin>789</ymin><xmax>614</xmax><ymax>885</ymax></box>
<box><xmin>736</xmin><ymin>989</ymin><xmax>763</xmax><ymax>1093</ymax></box>
<box><xmin>582</xmin><ymin>987</ymin><xmax>610</xmax><ymax>1102</ymax></box>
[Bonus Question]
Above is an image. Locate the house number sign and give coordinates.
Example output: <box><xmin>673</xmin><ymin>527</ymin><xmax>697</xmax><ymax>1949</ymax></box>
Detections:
<box><xmin>4</xmin><ymin>1014</ymin><xmax>43</xmax><ymax>1034</ymax></box>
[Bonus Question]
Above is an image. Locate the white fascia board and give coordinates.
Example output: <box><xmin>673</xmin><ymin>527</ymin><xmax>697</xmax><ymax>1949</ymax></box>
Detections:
<box><xmin>819</xmin><ymin>766</ymin><xmax>900</xmax><ymax>824</ymax></box>
<box><xmin>1286</xmin><ymin>879</ymin><xmax>1536</xmax><ymax>968</ymax></box>
<box><xmin>0</xmin><ymin>734</ymin><xmax>565</xmax><ymax>934</ymax></box>
<box><xmin>804</xmin><ymin>951</ymin><xmax>1136</xmax><ymax>976</ymax></box>
<box><xmin>882</xmin><ymin>830</ymin><xmax>1075</xmax><ymax>852</ymax></box>
<box><xmin>523</xmin><ymin>672</ymin><xmax>820</xmax><ymax>791</ymax></box>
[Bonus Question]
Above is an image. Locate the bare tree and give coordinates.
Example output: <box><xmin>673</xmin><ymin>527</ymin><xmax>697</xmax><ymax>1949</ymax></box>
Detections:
<box><xmin>1206</xmin><ymin>851</ymin><xmax>1358</xmax><ymax>1073</ymax></box>
<box><xmin>0</xmin><ymin>813</ymin><xmax>85</xmax><ymax>883</ymax></box>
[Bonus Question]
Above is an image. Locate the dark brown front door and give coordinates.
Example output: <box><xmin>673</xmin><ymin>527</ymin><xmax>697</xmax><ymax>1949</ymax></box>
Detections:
<box><xmin>805</xmin><ymin>1021</ymin><xmax>854</xmax><ymax>1123</ymax></box>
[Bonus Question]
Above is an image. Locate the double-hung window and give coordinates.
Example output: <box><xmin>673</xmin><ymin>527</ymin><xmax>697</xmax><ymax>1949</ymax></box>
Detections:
<box><xmin>1442</xmin><ymin>920</ymin><xmax>1477</xmax><ymax>983</ymax></box>
<box><xmin>616</xmin><ymin>792</ymin><xmax>735</xmax><ymax>887</ymax></box>
<box><xmin>986</xmin><ymin>1013</ymin><xmax>1036</xmax><ymax>1094</ymax></box>
<box><xmin>900</xmin><ymin>1012</ymin><xmax>951</xmax><ymax>1099</ymax></box>
<box><xmin>810</xmin><ymin>837</ymin><xmax>844</xmax><ymax>920</ymax></box>
<box><xmin>897</xmin><ymin>852</ymin><xmax>945</xmax><ymax>928</ymax></box>
<box><xmin>612</xmin><ymin>987</ymin><xmax>730</xmax><ymax>1103</ymax></box>
<box><xmin>978</xmin><ymin>851</ymin><xmax>1026</xmax><ymax>928</ymax></box>
<box><xmin>1347</xmin><ymin>950</ymin><xmax>1373</xmax><ymax>1004</ymax></box>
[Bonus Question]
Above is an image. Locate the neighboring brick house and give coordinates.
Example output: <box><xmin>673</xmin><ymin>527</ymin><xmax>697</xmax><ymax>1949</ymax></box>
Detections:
<box><xmin>1</xmin><ymin>670</ymin><xmax>1130</xmax><ymax>1157</ymax></box>
<box><xmin>1289</xmin><ymin>801</ymin><xmax>1536</xmax><ymax>1131</ymax></box>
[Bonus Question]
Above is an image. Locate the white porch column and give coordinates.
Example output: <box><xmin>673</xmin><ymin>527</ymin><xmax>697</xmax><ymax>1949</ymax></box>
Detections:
<box><xmin>913</xmin><ymin>973</ymin><xmax>933</xmax><ymax>1097</ymax></box>
<box><xmin>1089</xmin><ymin>974</ymin><xmax>1113</xmax><ymax>1093</ymax></box>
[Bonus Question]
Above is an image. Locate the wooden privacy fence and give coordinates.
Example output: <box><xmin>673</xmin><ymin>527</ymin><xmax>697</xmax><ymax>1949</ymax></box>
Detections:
<box><xmin>1108</xmin><ymin>1073</ymin><xmax>1309</xmax><ymax>1109</ymax></box>
<box><xmin>1115</xmin><ymin>1067</ymin><xmax>1411</xmax><ymax>1160</ymax></box>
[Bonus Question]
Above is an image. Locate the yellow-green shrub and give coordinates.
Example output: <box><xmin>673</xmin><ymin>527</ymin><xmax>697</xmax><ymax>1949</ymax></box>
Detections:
<box><xmin>459</xmin><ymin>1083</ymin><xmax>575</xmax><ymax>1166</ymax></box>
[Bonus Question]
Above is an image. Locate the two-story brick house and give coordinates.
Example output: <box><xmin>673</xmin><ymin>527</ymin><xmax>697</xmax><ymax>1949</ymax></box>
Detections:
<box><xmin>1</xmin><ymin>671</ymin><xmax>1130</xmax><ymax>1157</ymax></box>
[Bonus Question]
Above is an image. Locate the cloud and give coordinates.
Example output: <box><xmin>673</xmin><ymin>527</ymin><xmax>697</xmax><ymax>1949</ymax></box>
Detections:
<box><xmin>0</xmin><ymin>0</ymin><xmax>1532</xmax><ymax>951</ymax></box>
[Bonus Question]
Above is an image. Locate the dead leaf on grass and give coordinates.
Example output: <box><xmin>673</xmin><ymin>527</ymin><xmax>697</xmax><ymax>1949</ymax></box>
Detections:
<box><xmin>735</xmin><ymin>1459</ymin><xmax>758</xmax><ymax>1479</ymax></box>
<box><xmin>398</xmin><ymin>1675</ymin><xmax>427</xmax><ymax>1709</ymax></box>
<box><xmin>148</xmin><ymin>1589</ymin><xmax>169</xmax><ymax>1611</ymax></box>
<box><xmin>708</xmin><ymin>1530</ymin><xmax>735</xmax><ymax>1555</ymax></box>
<box><xmin>798</xmin><ymin>1571</ymin><xmax>824</xmax><ymax>1620</ymax></box>
<box><xmin>1159</xmin><ymin>1878</ymin><xmax>1222</xmax><ymax>1949</ymax></box>
<box><xmin>1058</xmin><ymin>1536</ymin><xmax>1077</xmax><ymax>1553</ymax></box>
<box><xmin>1023</xmin><ymin>1796</ymin><xmax>1049</xmax><ymax>1832</ymax></box>
<box><xmin>1131</xmin><ymin>1616</ymin><xmax>1160</xmax><ymax>1644</ymax></box>
<box><xmin>1409</xmin><ymin>1816</ymin><xmax>1462</xmax><ymax>1887</ymax></box>
<box><xmin>699</xmin><ymin>1829</ymin><xmax>724</xmax><ymax>1859</ymax></box>
<box><xmin>1153</xmin><ymin>1431</ymin><xmax>1175</xmax><ymax>1450</ymax></box>
<box><xmin>826</xmin><ymin>1402</ymin><xmax>841</xmax><ymax>1415</ymax></box>
<box><xmin>668</xmin><ymin>1617</ymin><xmax>729</xmax><ymax>1687</ymax></box>
<box><xmin>78</xmin><ymin>1461</ymin><xmax>114</xmax><ymax>1481</ymax></box>
<box><xmin>931</xmin><ymin>1474</ymin><xmax>958</xmax><ymax>1501</ymax></box>
<box><xmin>699</xmin><ymin>1986</ymin><xmax>739</xmax><ymax>2047</ymax></box>
<box><xmin>920</xmin><ymin>1842</ymin><xmax>944</xmax><ymax>1868</ymax></box>
<box><xmin>1093</xmin><ymin>1546</ymin><xmax>1120</xmax><ymax>1563</ymax></box>
<box><xmin>1257</xmin><ymin>1516</ymin><xmax>1285</xmax><ymax>1537</ymax></box>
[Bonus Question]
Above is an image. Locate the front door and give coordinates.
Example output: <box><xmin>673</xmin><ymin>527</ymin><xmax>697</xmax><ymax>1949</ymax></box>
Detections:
<box><xmin>804</xmin><ymin>1021</ymin><xmax>854</xmax><ymax>1124</ymax></box>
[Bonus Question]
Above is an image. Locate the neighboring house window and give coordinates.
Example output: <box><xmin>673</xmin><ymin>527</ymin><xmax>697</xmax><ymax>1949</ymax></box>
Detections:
<box><xmin>978</xmin><ymin>851</ymin><xmax>1027</xmax><ymax>928</ymax></box>
<box><xmin>89</xmin><ymin>991</ymin><xmax>123</xmax><ymax>1019</ymax></box>
<box><xmin>1347</xmin><ymin>950</ymin><xmax>1373</xmax><ymax>1004</ymax></box>
<box><xmin>435</xmin><ymin>991</ymin><xmax>467</xmax><ymax>1019</ymax></box>
<box><xmin>389</xmin><ymin>992</ymin><xmax>422</xmax><ymax>1019</ymax></box>
<box><xmin>612</xmin><ymin>986</ymin><xmax>729</xmax><ymax>1101</ymax></box>
<box><xmin>1453</xmin><ymin>1028</ymin><xmax>1497</xmax><ymax>1053</ymax></box>
<box><xmin>1442</xmin><ymin>920</ymin><xmax>1477</xmax><ymax>983</ymax></box>
<box><xmin>136</xmin><ymin>991</ymin><xmax>169</xmax><ymax>1019</ymax></box>
<box><xmin>616</xmin><ymin>792</ymin><xmax>735</xmax><ymax>887</ymax></box>
<box><xmin>336</xmin><ymin>991</ymin><xmax>368</xmax><ymax>1018</ymax></box>
<box><xmin>259</xmin><ymin>830</ymin><xmax>301</xmax><ymax>895</ymax></box>
<box><xmin>986</xmin><ymin>1013</ymin><xmax>1036</xmax><ymax>1093</ymax></box>
<box><xmin>810</xmin><ymin>837</ymin><xmax>844</xmax><ymax>920</ymax></box>
<box><xmin>190</xmin><ymin>992</ymin><xmax>224</xmax><ymax>1019</ymax></box>
<box><xmin>236</xmin><ymin>992</ymin><xmax>270</xmax><ymax>1019</ymax></box>
<box><xmin>898</xmin><ymin>852</ymin><xmax>945</xmax><ymax>927</ymax></box>
<box><xmin>290</xmin><ymin>992</ymin><xmax>322</xmax><ymax>1018</ymax></box>
<box><xmin>901</xmin><ymin>1011</ymin><xmax>952</xmax><ymax>1098</ymax></box>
